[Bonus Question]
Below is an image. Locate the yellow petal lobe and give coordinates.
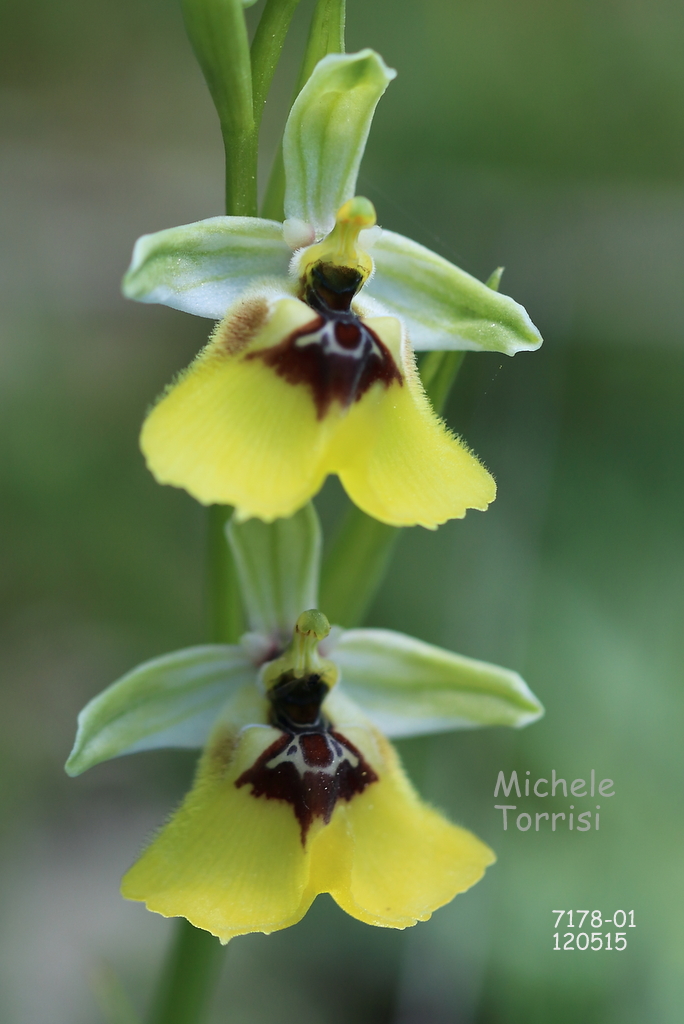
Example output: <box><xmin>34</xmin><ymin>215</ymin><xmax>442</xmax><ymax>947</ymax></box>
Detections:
<box><xmin>332</xmin><ymin>317</ymin><xmax>496</xmax><ymax>528</ymax></box>
<box><xmin>140</xmin><ymin>296</ymin><xmax>341</xmax><ymax>521</ymax></box>
<box><xmin>121</xmin><ymin>724</ymin><xmax>315</xmax><ymax>943</ymax></box>
<box><xmin>323</xmin><ymin>729</ymin><xmax>495</xmax><ymax>927</ymax></box>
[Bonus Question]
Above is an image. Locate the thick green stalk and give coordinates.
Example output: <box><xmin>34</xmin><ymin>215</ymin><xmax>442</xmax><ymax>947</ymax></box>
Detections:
<box><xmin>250</xmin><ymin>0</ymin><xmax>303</xmax><ymax>127</ymax></box>
<box><xmin>147</xmin><ymin>921</ymin><xmax>225</xmax><ymax>1024</ymax></box>
<box><xmin>148</xmin><ymin>4</ymin><xmax>261</xmax><ymax>1021</ymax></box>
<box><xmin>182</xmin><ymin>0</ymin><xmax>258</xmax><ymax>215</ymax></box>
<box><xmin>320</xmin><ymin>352</ymin><xmax>467</xmax><ymax>627</ymax></box>
<box><xmin>261</xmin><ymin>0</ymin><xmax>346</xmax><ymax>219</ymax></box>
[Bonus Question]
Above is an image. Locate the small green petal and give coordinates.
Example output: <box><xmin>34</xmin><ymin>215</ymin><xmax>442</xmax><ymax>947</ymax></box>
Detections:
<box><xmin>65</xmin><ymin>646</ymin><xmax>255</xmax><ymax>776</ymax></box>
<box><xmin>122</xmin><ymin>216</ymin><xmax>291</xmax><ymax>319</ymax></box>
<box><xmin>367</xmin><ymin>230</ymin><xmax>543</xmax><ymax>355</ymax></box>
<box><xmin>283</xmin><ymin>50</ymin><xmax>396</xmax><ymax>236</ymax></box>
<box><xmin>226</xmin><ymin>503</ymin><xmax>322</xmax><ymax>641</ymax></box>
<box><xmin>333</xmin><ymin>628</ymin><xmax>544</xmax><ymax>736</ymax></box>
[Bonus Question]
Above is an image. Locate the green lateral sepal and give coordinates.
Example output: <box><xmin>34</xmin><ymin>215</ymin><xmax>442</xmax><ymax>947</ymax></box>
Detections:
<box><xmin>332</xmin><ymin>628</ymin><xmax>544</xmax><ymax>736</ymax></box>
<box><xmin>65</xmin><ymin>646</ymin><xmax>255</xmax><ymax>776</ymax></box>
<box><xmin>367</xmin><ymin>230</ymin><xmax>542</xmax><ymax>354</ymax></box>
<box><xmin>122</xmin><ymin>217</ymin><xmax>291</xmax><ymax>319</ymax></box>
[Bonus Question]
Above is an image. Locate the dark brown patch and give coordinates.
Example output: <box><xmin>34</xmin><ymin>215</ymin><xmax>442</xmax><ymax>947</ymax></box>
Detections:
<box><xmin>206</xmin><ymin>726</ymin><xmax>241</xmax><ymax>777</ymax></box>
<box><xmin>245</xmin><ymin>262</ymin><xmax>402</xmax><ymax>418</ymax></box>
<box><xmin>235</xmin><ymin>727</ymin><xmax>378</xmax><ymax>843</ymax></box>
<box><xmin>214</xmin><ymin>296</ymin><xmax>269</xmax><ymax>356</ymax></box>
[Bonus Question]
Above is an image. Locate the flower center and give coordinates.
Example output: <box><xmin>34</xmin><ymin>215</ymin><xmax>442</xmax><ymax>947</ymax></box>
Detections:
<box><xmin>236</xmin><ymin>672</ymin><xmax>378</xmax><ymax>843</ymax></box>
<box><xmin>249</xmin><ymin>262</ymin><xmax>402</xmax><ymax>419</ymax></box>
<box><xmin>246</xmin><ymin>197</ymin><xmax>403</xmax><ymax>417</ymax></box>
<box><xmin>235</xmin><ymin>612</ymin><xmax>378</xmax><ymax>843</ymax></box>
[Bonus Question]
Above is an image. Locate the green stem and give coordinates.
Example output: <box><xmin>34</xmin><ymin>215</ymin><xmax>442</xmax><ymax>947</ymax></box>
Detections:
<box><xmin>181</xmin><ymin>0</ymin><xmax>258</xmax><ymax>216</ymax></box>
<box><xmin>261</xmin><ymin>0</ymin><xmax>346</xmax><ymax>219</ymax></box>
<box><xmin>320</xmin><ymin>352</ymin><xmax>467</xmax><ymax>626</ymax></box>
<box><xmin>223</xmin><ymin>127</ymin><xmax>259</xmax><ymax>218</ymax></box>
<box><xmin>250</xmin><ymin>0</ymin><xmax>303</xmax><ymax>127</ymax></box>
<box><xmin>148</xmin><ymin>4</ymin><xmax>262</xmax><ymax>1019</ymax></box>
<box><xmin>294</xmin><ymin>0</ymin><xmax>345</xmax><ymax>92</ymax></box>
<box><xmin>147</xmin><ymin>920</ymin><xmax>225</xmax><ymax>1024</ymax></box>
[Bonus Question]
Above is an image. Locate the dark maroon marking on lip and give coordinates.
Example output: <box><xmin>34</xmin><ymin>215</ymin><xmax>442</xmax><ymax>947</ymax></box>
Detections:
<box><xmin>234</xmin><ymin>670</ymin><xmax>378</xmax><ymax>842</ymax></box>
<box><xmin>235</xmin><ymin>728</ymin><xmax>378</xmax><ymax>843</ymax></box>
<box><xmin>245</xmin><ymin>261</ymin><xmax>402</xmax><ymax>418</ymax></box>
<box><xmin>335</xmin><ymin>320</ymin><xmax>362</xmax><ymax>349</ymax></box>
<box><xmin>300</xmin><ymin>732</ymin><xmax>334</xmax><ymax>767</ymax></box>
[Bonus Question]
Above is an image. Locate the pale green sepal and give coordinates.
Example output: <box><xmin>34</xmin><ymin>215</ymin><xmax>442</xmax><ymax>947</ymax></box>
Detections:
<box><xmin>367</xmin><ymin>230</ymin><xmax>543</xmax><ymax>355</ymax></box>
<box><xmin>283</xmin><ymin>50</ymin><xmax>396</xmax><ymax>236</ymax></box>
<box><xmin>122</xmin><ymin>217</ymin><xmax>291</xmax><ymax>319</ymax></box>
<box><xmin>333</xmin><ymin>628</ymin><xmax>544</xmax><ymax>737</ymax></box>
<box><xmin>65</xmin><ymin>646</ymin><xmax>255</xmax><ymax>776</ymax></box>
<box><xmin>226</xmin><ymin>504</ymin><xmax>322</xmax><ymax>641</ymax></box>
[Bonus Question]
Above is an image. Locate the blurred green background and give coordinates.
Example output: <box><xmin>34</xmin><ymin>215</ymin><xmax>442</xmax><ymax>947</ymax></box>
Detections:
<box><xmin>1</xmin><ymin>0</ymin><xmax>683</xmax><ymax>1021</ymax></box>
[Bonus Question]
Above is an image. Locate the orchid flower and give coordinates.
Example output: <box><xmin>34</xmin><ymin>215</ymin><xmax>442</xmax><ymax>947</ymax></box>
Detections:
<box><xmin>124</xmin><ymin>50</ymin><xmax>542</xmax><ymax>529</ymax></box>
<box><xmin>66</xmin><ymin>507</ymin><xmax>543</xmax><ymax>942</ymax></box>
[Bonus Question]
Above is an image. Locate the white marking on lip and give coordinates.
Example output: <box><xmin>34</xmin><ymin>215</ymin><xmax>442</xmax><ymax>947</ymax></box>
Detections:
<box><xmin>293</xmin><ymin>319</ymin><xmax>383</xmax><ymax>360</ymax></box>
<box><xmin>266</xmin><ymin>732</ymin><xmax>359</xmax><ymax>779</ymax></box>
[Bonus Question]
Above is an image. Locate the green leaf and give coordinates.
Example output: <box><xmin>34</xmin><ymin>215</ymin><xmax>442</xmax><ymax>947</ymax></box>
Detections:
<box><xmin>122</xmin><ymin>216</ymin><xmax>291</xmax><ymax>318</ymax></box>
<box><xmin>333</xmin><ymin>628</ymin><xmax>544</xmax><ymax>736</ymax></box>
<box><xmin>283</xmin><ymin>50</ymin><xmax>396</xmax><ymax>235</ymax></box>
<box><xmin>65</xmin><ymin>646</ymin><xmax>255</xmax><ymax>776</ymax></box>
<box><xmin>226</xmin><ymin>503</ymin><xmax>321</xmax><ymax>640</ymax></box>
<box><xmin>367</xmin><ymin>229</ymin><xmax>543</xmax><ymax>355</ymax></box>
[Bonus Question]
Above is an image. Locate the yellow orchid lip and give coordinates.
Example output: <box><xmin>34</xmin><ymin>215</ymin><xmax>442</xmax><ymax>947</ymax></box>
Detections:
<box><xmin>121</xmin><ymin>689</ymin><xmax>495</xmax><ymax>941</ymax></box>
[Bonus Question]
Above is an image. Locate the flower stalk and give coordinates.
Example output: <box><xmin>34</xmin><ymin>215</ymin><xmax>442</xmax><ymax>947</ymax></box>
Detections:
<box><xmin>181</xmin><ymin>0</ymin><xmax>258</xmax><ymax>216</ymax></box>
<box><xmin>147</xmin><ymin>919</ymin><xmax>225</xmax><ymax>1024</ymax></box>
